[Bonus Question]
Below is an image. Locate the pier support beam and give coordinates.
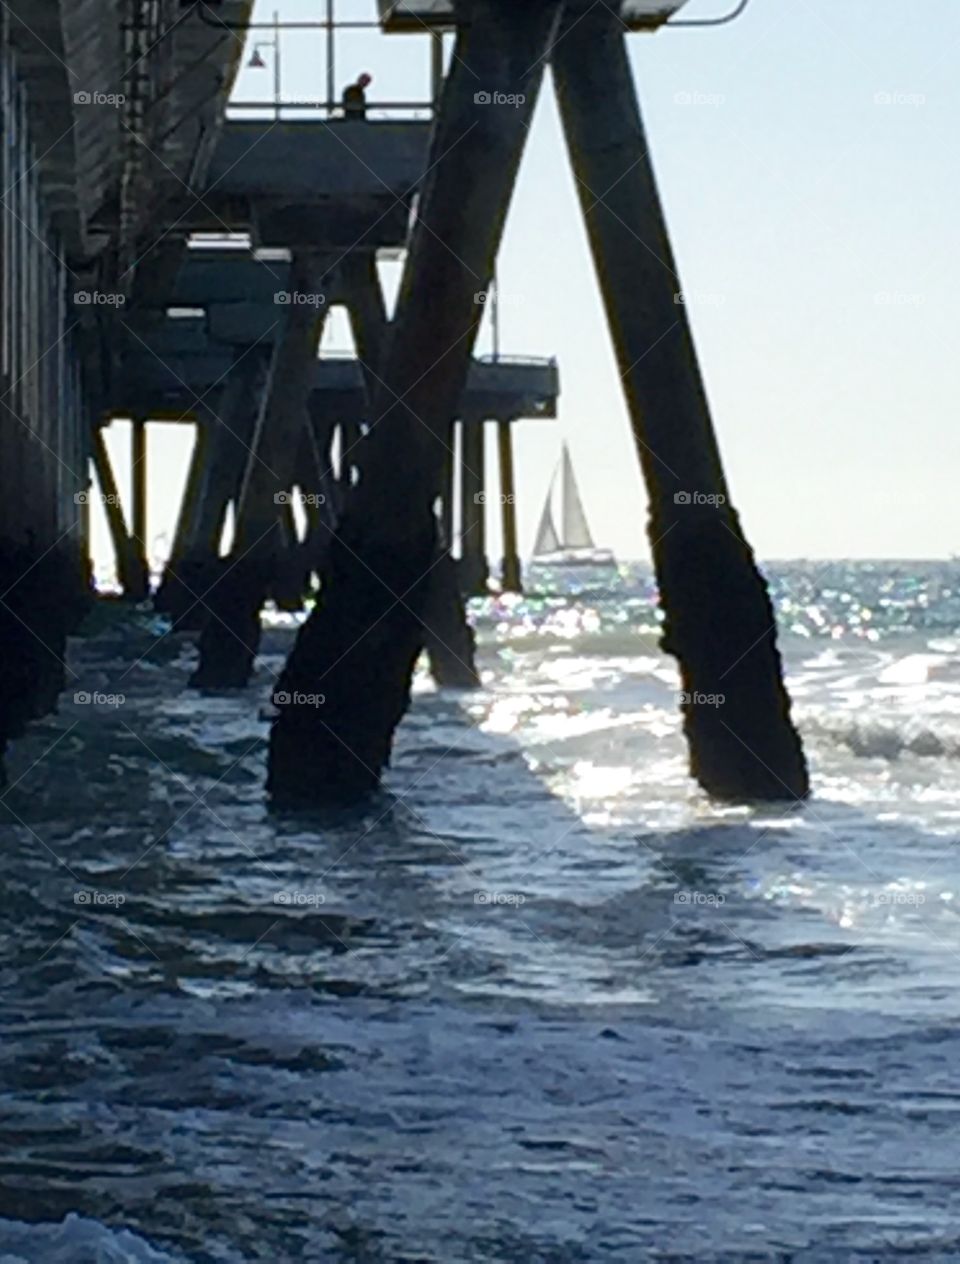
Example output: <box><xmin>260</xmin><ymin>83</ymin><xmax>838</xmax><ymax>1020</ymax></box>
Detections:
<box><xmin>130</xmin><ymin>418</ymin><xmax>149</xmax><ymax>600</ymax></box>
<box><xmin>421</xmin><ymin>550</ymin><xmax>481</xmax><ymax>688</ymax></box>
<box><xmin>441</xmin><ymin>427</ymin><xmax>455</xmax><ymax>550</ymax></box>
<box><xmin>459</xmin><ymin>418</ymin><xmax>489</xmax><ymax>596</ymax></box>
<box><xmin>343</xmin><ymin>251</ymin><xmax>387</xmax><ymax>399</ymax></box>
<box><xmin>268</xmin><ymin>0</ymin><xmax>562</xmax><ymax>806</ymax></box>
<box><xmin>156</xmin><ymin>356</ymin><xmax>265</xmax><ymax>629</ymax></box>
<box><xmin>190</xmin><ymin>258</ymin><xmax>329</xmax><ymax>689</ymax></box>
<box><xmin>497</xmin><ymin>421</ymin><xmax>522</xmax><ymax>593</ymax></box>
<box><xmin>164</xmin><ymin>417</ymin><xmax>208</xmax><ymax>573</ymax></box>
<box><xmin>341</xmin><ymin>254</ymin><xmax>480</xmax><ymax>686</ymax></box>
<box><xmin>91</xmin><ymin>425</ymin><xmax>139</xmax><ymax>597</ymax></box>
<box><xmin>0</xmin><ymin>416</ymin><xmax>87</xmax><ymax>777</ymax></box>
<box><xmin>553</xmin><ymin>2</ymin><xmax>808</xmax><ymax>802</ymax></box>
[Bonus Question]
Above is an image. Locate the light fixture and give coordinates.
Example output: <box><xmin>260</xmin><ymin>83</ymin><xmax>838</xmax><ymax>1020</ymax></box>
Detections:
<box><xmin>247</xmin><ymin>47</ymin><xmax>267</xmax><ymax>69</ymax></box>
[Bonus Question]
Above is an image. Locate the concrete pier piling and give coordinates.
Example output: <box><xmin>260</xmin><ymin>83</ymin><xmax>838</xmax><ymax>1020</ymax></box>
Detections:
<box><xmin>267</xmin><ymin>0</ymin><xmax>563</xmax><ymax>806</ymax></box>
<box><xmin>156</xmin><ymin>357</ymin><xmax>267</xmax><ymax>630</ymax></box>
<box><xmin>553</xmin><ymin>1</ymin><xmax>808</xmax><ymax>801</ymax></box>
<box><xmin>130</xmin><ymin>419</ymin><xmax>150</xmax><ymax>601</ymax></box>
<box><xmin>340</xmin><ymin>252</ymin><xmax>481</xmax><ymax>689</ymax></box>
<box><xmin>459</xmin><ymin>417</ymin><xmax>489</xmax><ymax>596</ymax></box>
<box><xmin>190</xmin><ymin>254</ymin><xmax>330</xmax><ymax>690</ymax></box>
<box><xmin>0</xmin><ymin>0</ymin><xmax>807</xmax><ymax>807</ymax></box>
<box><xmin>91</xmin><ymin>427</ymin><xmax>140</xmax><ymax>599</ymax></box>
<box><xmin>497</xmin><ymin>422</ymin><xmax>522</xmax><ymax>594</ymax></box>
<box><xmin>0</xmin><ymin>0</ymin><xmax>246</xmax><ymax>775</ymax></box>
<box><xmin>162</xmin><ymin>418</ymin><xmax>210</xmax><ymax>590</ymax></box>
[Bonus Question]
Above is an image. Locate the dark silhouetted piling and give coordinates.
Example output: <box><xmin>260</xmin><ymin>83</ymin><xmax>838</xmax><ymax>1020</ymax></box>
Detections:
<box><xmin>268</xmin><ymin>0</ymin><xmax>563</xmax><ymax>807</ymax></box>
<box><xmin>130</xmin><ymin>417</ymin><xmax>149</xmax><ymax>600</ymax></box>
<box><xmin>157</xmin><ymin>357</ymin><xmax>266</xmax><ymax>631</ymax></box>
<box><xmin>552</xmin><ymin>1</ymin><xmax>808</xmax><ymax>801</ymax></box>
<box><xmin>91</xmin><ymin>426</ymin><xmax>139</xmax><ymax>598</ymax></box>
<box><xmin>497</xmin><ymin>421</ymin><xmax>522</xmax><ymax>593</ymax></box>
<box><xmin>460</xmin><ymin>416</ymin><xmax>489</xmax><ymax>596</ymax></box>
<box><xmin>191</xmin><ymin>257</ymin><xmax>329</xmax><ymax>689</ymax></box>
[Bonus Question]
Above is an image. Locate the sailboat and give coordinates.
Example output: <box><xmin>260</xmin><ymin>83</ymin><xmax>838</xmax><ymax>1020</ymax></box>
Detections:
<box><xmin>530</xmin><ymin>443</ymin><xmax>616</xmax><ymax>570</ymax></box>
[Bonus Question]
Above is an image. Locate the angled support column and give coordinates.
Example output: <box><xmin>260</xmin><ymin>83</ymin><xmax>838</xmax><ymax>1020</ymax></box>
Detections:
<box><xmin>233</xmin><ymin>258</ymin><xmax>331</xmax><ymax>553</ymax></box>
<box><xmin>342</xmin><ymin>251</ymin><xmax>480</xmax><ymax>686</ymax></box>
<box><xmin>294</xmin><ymin>428</ymin><xmax>323</xmax><ymax>535</ymax></box>
<box><xmin>191</xmin><ymin>258</ymin><xmax>330</xmax><ymax>688</ymax></box>
<box><xmin>553</xmin><ymin>2</ymin><xmax>808</xmax><ymax>802</ymax></box>
<box><xmin>91</xmin><ymin>425</ymin><xmax>139</xmax><ymax>597</ymax></box>
<box><xmin>290</xmin><ymin>421</ymin><xmax>339</xmax><ymax>589</ymax></box>
<box><xmin>173</xmin><ymin>418</ymin><xmax>210</xmax><ymax>559</ymax></box>
<box><xmin>441</xmin><ymin>425</ymin><xmax>455</xmax><ymax>550</ymax></box>
<box><xmin>156</xmin><ymin>353</ymin><xmax>266</xmax><ymax>628</ymax></box>
<box><xmin>340</xmin><ymin>249</ymin><xmax>387</xmax><ymax>487</ymax></box>
<box><xmin>498</xmin><ymin>421</ymin><xmax>522</xmax><ymax>593</ymax></box>
<box><xmin>343</xmin><ymin>251</ymin><xmax>387</xmax><ymax>398</ymax></box>
<box><xmin>130</xmin><ymin>417</ymin><xmax>149</xmax><ymax>600</ymax></box>
<box><xmin>307</xmin><ymin>395</ymin><xmax>346</xmax><ymax>525</ymax></box>
<box><xmin>459</xmin><ymin>417</ymin><xmax>489</xmax><ymax>595</ymax></box>
<box><xmin>268</xmin><ymin>0</ymin><xmax>562</xmax><ymax>806</ymax></box>
<box><xmin>212</xmin><ymin>352</ymin><xmax>273</xmax><ymax>538</ymax></box>
<box><xmin>153</xmin><ymin>415</ymin><xmax>209</xmax><ymax>613</ymax></box>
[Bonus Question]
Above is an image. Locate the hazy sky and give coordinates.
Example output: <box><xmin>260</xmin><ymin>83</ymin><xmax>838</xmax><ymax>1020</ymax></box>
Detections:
<box><xmin>94</xmin><ymin>0</ymin><xmax>960</xmax><ymax>576</ymax></box>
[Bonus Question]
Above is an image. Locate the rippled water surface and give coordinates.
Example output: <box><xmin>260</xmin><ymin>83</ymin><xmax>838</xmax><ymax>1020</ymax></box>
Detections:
<box><xmin>2</xmin><ymin>561</ymin><xmax>960</xmax><ymax>1261</ymax></box>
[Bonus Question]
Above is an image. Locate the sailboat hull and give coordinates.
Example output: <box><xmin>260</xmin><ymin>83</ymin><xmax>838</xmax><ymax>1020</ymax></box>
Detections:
<box><xmin>531</xmin><ymin>444</ymin><xmax>615</xmax><ymax>576</ymax></box>
<box><xmin>530</xmin><ymin>548</ymin><xmax>617</xmax><ymax>569</ymax></box>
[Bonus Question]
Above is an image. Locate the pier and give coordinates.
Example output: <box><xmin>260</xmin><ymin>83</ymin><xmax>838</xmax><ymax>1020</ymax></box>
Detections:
<box><xmin>0</xmin><ymin>0</ymin><xmax>807</xmax><ymax>804</ymax></box>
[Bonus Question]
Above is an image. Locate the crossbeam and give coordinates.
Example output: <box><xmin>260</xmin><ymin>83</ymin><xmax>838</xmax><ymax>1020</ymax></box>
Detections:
<box><xmin>377</xmin><ymin>0</ymin><xmax>691</xmax><ymax>32</ymax></box>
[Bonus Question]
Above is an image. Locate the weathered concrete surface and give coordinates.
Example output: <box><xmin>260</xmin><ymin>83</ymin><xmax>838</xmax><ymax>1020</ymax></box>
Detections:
<box><xmin>553</xmin><ymin>1</ymin><xmax>808</xmax><ymax>802</ymax></box>
<box><xmin>421</xmin><ymin>551</ymin><xmax>481</xmax><ymax>689</ymax></box>
<box><xmin>0</xmin><ymin>539</ymin><xmax>90</xmax><ymax>782</ymax></box>
<box><xmin>497</xmin><ymin>421</ymin><xmax>522</xmax><ymax>593</ymax></box>
<box><xmin>339</xmin><ymin>251</ymin><xmax>480</xmax><ymax>690</ymax></box>
<box><xmin>156</xmin><ymin>357</ymin><xmax>265</xmax><ymax>632</ymax></box>
<box><xmin>267</xmin><ymin>0</ymin><xmax>563</xmax><ymax>806</ymax></box>
<box><xmin>268</xmin><ymin>519</ymin><xmax>433</xmax><ymax>805</ymax></box>
<box><xmin>190</xmin><ymin>259</ymin><xmax>329</xmax><ymax>690</ymax></box>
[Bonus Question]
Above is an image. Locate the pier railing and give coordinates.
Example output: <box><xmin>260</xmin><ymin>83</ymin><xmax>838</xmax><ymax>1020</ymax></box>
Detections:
<box><xmin>226</xmin><ymin>101</ymin><xmax>435</xmax><ymax>123</ymax></box>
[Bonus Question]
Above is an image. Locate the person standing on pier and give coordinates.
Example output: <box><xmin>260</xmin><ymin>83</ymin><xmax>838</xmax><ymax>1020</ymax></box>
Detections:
<box><xmin>342</xmin><ymin>72</ymin><xmax>372</xmax><ymax>119</ymax></box>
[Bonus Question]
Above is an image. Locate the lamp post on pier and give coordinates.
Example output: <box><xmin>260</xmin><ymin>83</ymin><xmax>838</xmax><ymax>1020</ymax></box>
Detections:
<box><xmin>247</xmin><ymin>11</ymin><xmax>282</xmax><ymax>121</ymax></box>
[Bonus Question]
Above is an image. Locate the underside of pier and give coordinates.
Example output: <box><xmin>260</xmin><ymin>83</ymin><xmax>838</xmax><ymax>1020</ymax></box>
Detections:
<box><xmin>0</xmin><ymin>0</ymin><xmax>807</xmax><ymax>810</ymax></box>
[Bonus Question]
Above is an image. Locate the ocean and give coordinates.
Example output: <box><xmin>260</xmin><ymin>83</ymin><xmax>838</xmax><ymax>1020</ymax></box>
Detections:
<box><xmin>1</xmin><ymin>560</ymin><xmax>959</xmax><ymax>1262</ymax></box>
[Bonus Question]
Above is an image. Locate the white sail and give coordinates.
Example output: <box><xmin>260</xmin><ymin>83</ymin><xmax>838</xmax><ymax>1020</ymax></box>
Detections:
<box><xmin>560</xmin><ymin>445</ymin><xmax>594</xmax><ymax>550</ymax></box>
<box><xmin>531</xmin><ymin>443</ymin><xmax>614</xmax><ymax>569</ymax></box>
<box><xmin>533</xmin><ymin>496</ymin><xmax>561</xmax><ymax>556</ymax></box>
